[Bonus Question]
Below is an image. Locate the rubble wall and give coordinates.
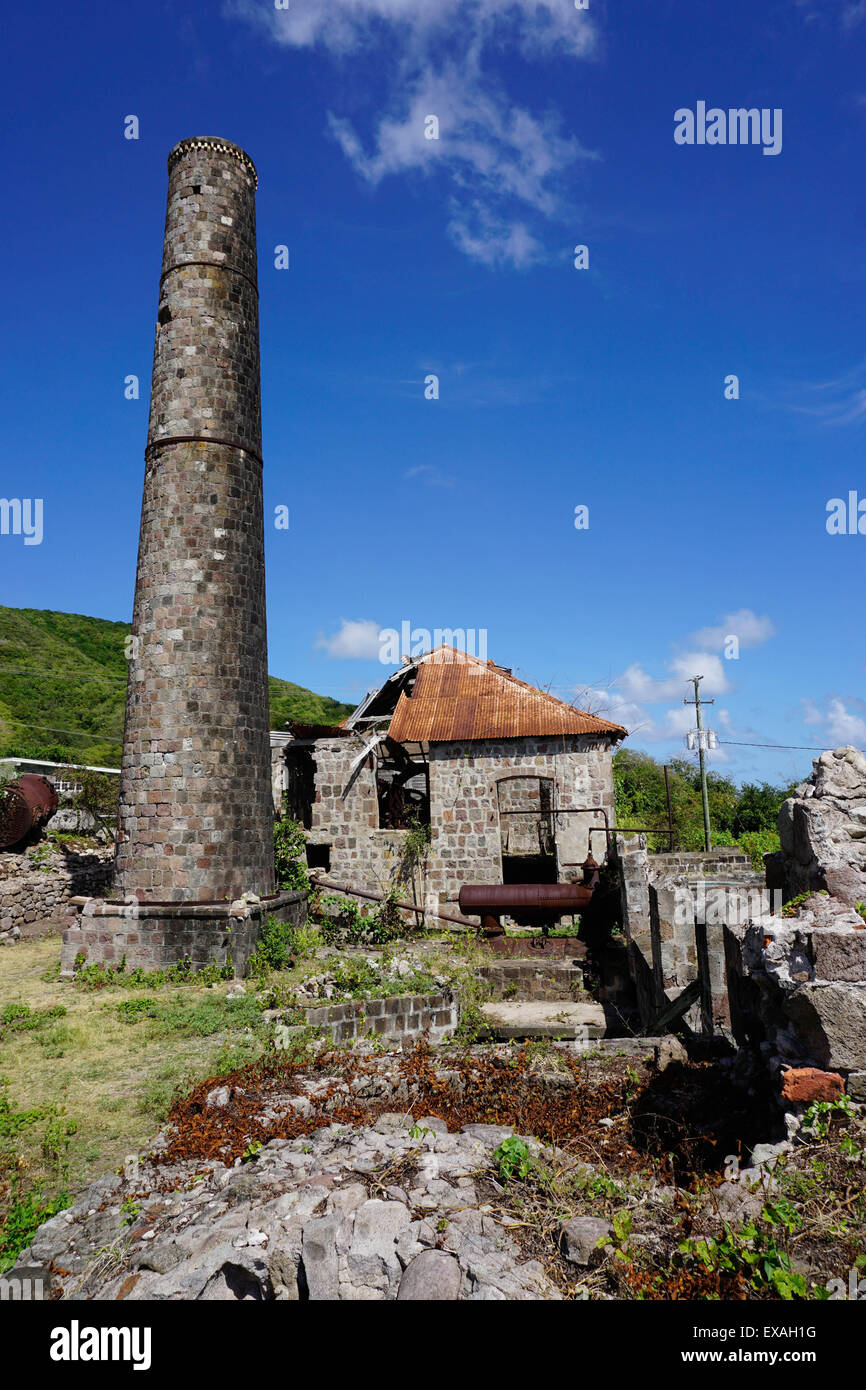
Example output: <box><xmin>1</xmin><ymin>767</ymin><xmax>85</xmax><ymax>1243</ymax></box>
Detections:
<box><xmin>0</xmin><ymin>848</ymin><xmax>113</xmax><ymax>944</ymax></box>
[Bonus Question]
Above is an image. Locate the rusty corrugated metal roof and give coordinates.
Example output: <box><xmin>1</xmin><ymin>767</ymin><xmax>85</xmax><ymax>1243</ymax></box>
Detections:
<box><xmin>387</xmin><ymin>647</ymin><xmax>628</xmax><ymax>743</ymax></box>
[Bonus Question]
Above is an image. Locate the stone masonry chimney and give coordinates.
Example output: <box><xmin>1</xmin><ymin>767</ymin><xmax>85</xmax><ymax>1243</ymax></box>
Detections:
<box><xmin>114</xmin><ymin>137</ymin><xmax>275</xmax><ymax>904</ymax></box>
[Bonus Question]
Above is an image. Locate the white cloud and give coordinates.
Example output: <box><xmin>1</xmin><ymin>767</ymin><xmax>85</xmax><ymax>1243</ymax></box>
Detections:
<box><xmin>572</xmin><ymin>609</ymin><xmax>775</xmax><ymax>755</ymax></box>
<box><xmin>249</xmin><ymin>0</ymin><xmax>597</xmax><ymax>59</ymax></box>
<box><xmin>803</xmin><ymin>696</ymin><xmax>866</xmax><ymax>745</ymax></box>
<box><xmin>618</xmin><ymin>653</ymin><xmax>731</xmax><ymax>704</ymax></box>
<box><xmin>793</xmin><ymin>0</ymin><xmax>866</xmax><ymax>28</ymax></box>
<box><xmin>229</xmin><ymin>0</ymin><xmax>599</xmax><ymax>268</ymax></box>
<box><xmin>690</xmin><ymin>609</ymin><xmax>775</xmax><ymax>652</ymax></box>
<box><xmin>315</xmin><ymin>619</ymin><xmax>383</xmax><ymax>659</ymax></box>
<box><xmin>404</xmin><ymin>464</ymin><xmax>455</xmax><ymax>487</ymax></box>
<box><xmin>447</xmin><ymin>202</ymin><xmax>544</xmax><ymax>270</ymax></box>
<box><xmin>778</xmin><ymin>361</ymin><xmax>866</xmax><ymax>427</ymax></box>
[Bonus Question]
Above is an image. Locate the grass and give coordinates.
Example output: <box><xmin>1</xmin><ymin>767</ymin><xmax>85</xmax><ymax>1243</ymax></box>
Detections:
<box><xmin>0</xmin><ymin>936</ymin><xmax>277</xmax><ymax>1255</ymax></box>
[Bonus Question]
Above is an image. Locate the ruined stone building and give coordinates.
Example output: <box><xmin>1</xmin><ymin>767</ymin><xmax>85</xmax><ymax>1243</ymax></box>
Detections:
<box><xmin>272</xmin><ymin>646</ymin><xmax>627</xmax><ymax>915</ymax></box>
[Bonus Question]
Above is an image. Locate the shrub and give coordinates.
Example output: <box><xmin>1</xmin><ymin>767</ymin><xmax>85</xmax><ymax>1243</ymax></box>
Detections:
<box><xmin>247</xmin><ymin>915</ymin><xmax>297</xmax><ymax>978</ymax></box>
<box><xmin>494</xmin><ymin>1136</ymin><xmax>534</xmax><ymax>1182</ymax></box>
<box><xmin>274</xmin><ymin>814</ymin><xmax>310</xmax><ymax>892</ymax></box>
<box><xmin>736</xmin><ymin>829</ymin><xmax>781</xmax><ymax>871</ymax></box>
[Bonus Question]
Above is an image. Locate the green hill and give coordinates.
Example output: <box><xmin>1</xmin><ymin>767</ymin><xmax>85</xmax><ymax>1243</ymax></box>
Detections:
<box><xmin>0</xmin><ymin>607</ymin><xmax>353</xmax><ymax>767</ymax></box>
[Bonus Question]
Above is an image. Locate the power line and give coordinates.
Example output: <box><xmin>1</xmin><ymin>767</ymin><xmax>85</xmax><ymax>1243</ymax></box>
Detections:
<box><xmin>0</xmin><ymin>719</ymin><xmax>121</xmax><ymax>741</ymax></box>
<box><xmin>717</xmin><ymin>740</ymin><xmax>857</xmax><ymax>752</ymax></box>
<box><xmin>0</xmin><ymin>667</ymin><xmax>127</xmax><ymax>683</ymax></box>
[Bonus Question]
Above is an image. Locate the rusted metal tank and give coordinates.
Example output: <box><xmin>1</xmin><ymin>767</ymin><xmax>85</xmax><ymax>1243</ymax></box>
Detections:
<box><xmin>458</xmin><ymin>857</ymin><xmax>600</xmax><ymax>935</ymax></box>
<box><xmin>0</xmin><ymin>774</ymin><xmax>59</xmax><ymax>849</ymax></box>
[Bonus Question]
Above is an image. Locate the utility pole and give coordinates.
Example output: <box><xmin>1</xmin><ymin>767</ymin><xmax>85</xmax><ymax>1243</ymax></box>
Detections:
<box><xmin>684</xmin><ymin>676</ymin><xmax>715</xmax><ymax>852</ymax></box>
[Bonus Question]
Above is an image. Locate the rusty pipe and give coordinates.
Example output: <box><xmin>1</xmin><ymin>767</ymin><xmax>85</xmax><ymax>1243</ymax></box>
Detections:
<box><xmin>458</xmin><ymin>882</ymin><xmax>595</xmax><ymax>917</ymax></box>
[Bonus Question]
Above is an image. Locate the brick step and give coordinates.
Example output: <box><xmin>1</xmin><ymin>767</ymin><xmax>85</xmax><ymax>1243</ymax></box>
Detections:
<box><xmin>477</xmin><ymin>959</ymin><xmax>590</xmax><ymax>1004</ymax></box>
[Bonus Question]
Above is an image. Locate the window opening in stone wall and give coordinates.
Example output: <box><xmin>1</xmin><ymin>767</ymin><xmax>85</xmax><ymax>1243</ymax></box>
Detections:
<box><xmin>285</xmin><ymin>744</ymin><xmax>316</xmax><ymax>830</ymax></box>
<box><xmin>306</xmin><ymin>843</ymin><xmax>331</xmax><ymax>872</ymax></box>
<box><xmin>376</xmin><ymin>739</ymin><xmax>430</xmax><ymax>830</ymax></box>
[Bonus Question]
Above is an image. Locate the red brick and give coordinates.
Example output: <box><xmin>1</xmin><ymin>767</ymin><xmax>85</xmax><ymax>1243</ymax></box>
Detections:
<box><xmin>781</xmin><ymin>1067</ymin><xmax>844</xmax><ymax>1104</ymax></box>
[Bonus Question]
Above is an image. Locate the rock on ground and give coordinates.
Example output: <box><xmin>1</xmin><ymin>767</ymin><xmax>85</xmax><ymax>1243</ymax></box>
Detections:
<box><xmin>10</xmin><ymin>1122</ymin><xmax>561</xmax><ymax>1302</ymax></box>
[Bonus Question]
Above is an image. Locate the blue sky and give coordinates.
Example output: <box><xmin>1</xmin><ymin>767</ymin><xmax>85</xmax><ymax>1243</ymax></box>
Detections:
<box><xmin>1</xmin><ymin>0</ymin><xmax>864</xmax><ymax>786</ymax></box>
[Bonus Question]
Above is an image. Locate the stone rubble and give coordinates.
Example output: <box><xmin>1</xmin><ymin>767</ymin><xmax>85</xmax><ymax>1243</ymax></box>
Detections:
<box><xmin>11</xmin><ymin>1117</ymin><xmax>561</xmax><ymax>1302</ymax></box>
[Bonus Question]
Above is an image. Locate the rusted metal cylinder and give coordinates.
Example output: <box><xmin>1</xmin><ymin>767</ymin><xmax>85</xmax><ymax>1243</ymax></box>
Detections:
<box><xmin>0</xmin><ymin>774</ymin><xmax>59</xmax><ymax>849</ymax></box>
<box><xmin>458</xmin><ymin>882</ymin><xmax>595</xmax><ymax>917</ymax></box>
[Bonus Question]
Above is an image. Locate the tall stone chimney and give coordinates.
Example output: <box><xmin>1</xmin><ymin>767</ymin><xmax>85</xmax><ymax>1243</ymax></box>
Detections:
<box><xmin>115</xmin><ymin>137</ymin><xmax>275</xmax><ymax>904</ymax></box>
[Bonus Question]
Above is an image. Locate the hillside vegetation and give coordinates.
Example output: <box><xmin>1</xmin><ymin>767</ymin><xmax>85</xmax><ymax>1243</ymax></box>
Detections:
<box><xmin>0</xmin><ymin>607</ymin><xmax>353</xmax><ymax>767</ymax></box>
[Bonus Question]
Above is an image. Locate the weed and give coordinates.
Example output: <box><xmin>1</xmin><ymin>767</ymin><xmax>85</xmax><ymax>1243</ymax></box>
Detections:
<box><xmin>73</xmin><ymin>957</ymin><xmax>232</xmax><ymax>991</ymax></box>
<box><xmin>408</xmin><ymin>1124</ymin><xmax>435</xmax><ymax>1140</ymax></box>
<box><xmin>273</xmin><ymin>814</ymin><xmax>311</xmax><ymax>893</ymax></box>
<box><xmin>780</xmin><ymin>890</ymin><xmax>829</xmax><ymax>919</ymax></box>
<box><xmin>802</xmin><ymin>1094</ymin><xmax>854</xmax><ymax>1141</ymax></box>
<box><xmin>607</xmin><ymin>1209</ymin><xmax>635</xmax><ymax>1262</ymax></box>
<box><xmin>0</xmin><ymin>1002</ymin><xmax>67</xmax><ymax>1038</ymax></box>
<box><xmin>495</xmin><ymin>1136</ymin><xmax>534</xmax><ymax>1183</ymax></box>
<box><xmin>120</xmin><ymin>1198</ymin><xmax>141</xmax><ymax>1226</ymax></box>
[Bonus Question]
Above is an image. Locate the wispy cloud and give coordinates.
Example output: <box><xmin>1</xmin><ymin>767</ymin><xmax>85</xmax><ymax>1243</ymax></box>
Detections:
<box><xmin>793</xmin><ymin>0</ymin><xmax>866</xmax><ymax>28</ymax></box>
<box><xmin>315</xmin><ymin>618</ymin><xmax>382</xmax><ymax>659</ymax></box>
<box><xmin>229</xmin><ymin>0</ymin><xmax>600</xmax><ymax>268</ymax></box>
<box><xmin>690</xmin><ymin>609</ymin><xmax>776</xmax><ymax>651</ymax></box>
<box><xmin>778</xmin><ymin>361</ymin><xmax>866</xmax><ymax>426</ymax></box>
<box><xmin>803</xmin><ymin>695</ymin><xmax>866</xmax><ymax>744</ymax></box>
<box><xmin>404</xmin><ymin>465</ymin><xmax>455</xmax><ymax>488</ymax></box>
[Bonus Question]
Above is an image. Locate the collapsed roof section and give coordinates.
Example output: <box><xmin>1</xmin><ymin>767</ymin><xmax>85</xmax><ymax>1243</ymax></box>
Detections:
<box><xmin>338</xmin><ymin>646</ymin><xmax>628</xmax><ymax>745</ymax></box>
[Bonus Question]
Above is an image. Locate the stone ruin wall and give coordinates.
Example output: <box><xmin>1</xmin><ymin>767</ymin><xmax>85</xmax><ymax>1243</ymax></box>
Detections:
<box><xmin>726</xmin><ymin>746</ymin><xmax>866</xmax><ymax>1102</ymax></box>
<box><xmin>615</xmin><ymin>746</ymin><xmax>866</xmax><ymax>1103</ymax></box>
<box><xmin>0</xmin><ymin>847</ymin><xmax>113</xmax><ymax>945</ymax></box>
<box><xmin>613</xmin><ymin>837</ymin><xmax>763</xmax><ymax>1033</ymax></box>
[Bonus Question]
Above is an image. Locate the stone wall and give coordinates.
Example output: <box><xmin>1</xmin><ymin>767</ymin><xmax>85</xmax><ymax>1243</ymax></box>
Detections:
<box><xmin>301</xmin><ymin>990</ymin><xmax>458</xmax><ymax>1046</ymax></box>
<box><xmin>727</xmin><ymin>906</ymin><xmax>866</xmax><ymax>1097</ymax></box>
<box><xmin>613</xmin><ymin>836</ymin><xmax>763</xmax><ymax>1034</ymax></box>
<box><xmin>721</xmin><ymin>746</ymin><xmax>866</xmax><ymax>1098</ymax></box>
<box><xmin>0</xmin><ymin>848</ymin><xmax>113</xmax><ymax>944</ymax></box>
<box><xmin>60</xmin><ymin>890</ymin><xmax>306</xmax><ymax>978</ymax></box>
<box><xmin>771</xmin><ymin>745</ymin><xmax>866</xmax><ymax>905</ymax></box>
<box><xmin>428</xmin><ymin>738</ymin><xmax>615</xmax><ymax>912</ymax></box>
<box><xmin>477</xmin><ymin>960</ymin><xmax>587</xmax><ymax>1002</ymax></box>
<box><xmin>303</xmin><ymin>738</ymin><xmax>409</xmax><ymax>891</ymax></box>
